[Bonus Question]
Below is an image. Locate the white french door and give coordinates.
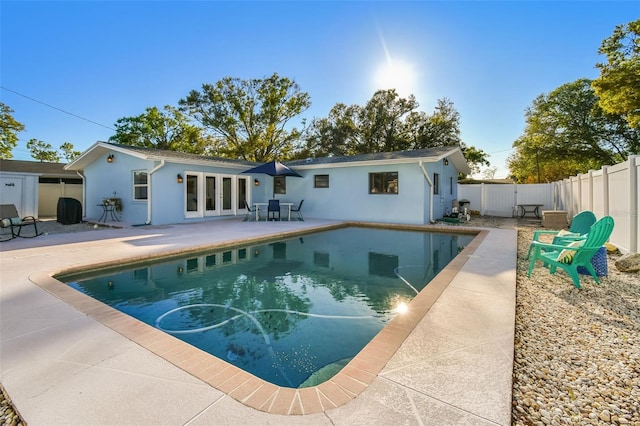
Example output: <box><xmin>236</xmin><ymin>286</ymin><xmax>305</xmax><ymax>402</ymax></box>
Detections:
<box><xmin>184</xmin><ymin>172</ymin><xmax>249</xmax><ymax>218</ymax></box>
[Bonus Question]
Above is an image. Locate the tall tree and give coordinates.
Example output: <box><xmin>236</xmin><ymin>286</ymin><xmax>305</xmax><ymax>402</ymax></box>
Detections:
<box><xmin>302</xmin><ymin>91</ymin><xmax>488</xmax><ymax>173</ymax></box>
<box><xmin>109</xmin><ymin>105</ymin><xmax>212</xmax><ymax>154</ymax></box>
<box><xmin>591</xmin><ymin>19</ymin><xmax>640</xmax><ymax>129</ymax></box>
<box><xmin>27</xmin><ymin>139</ymin><xmax>60</xmax><ymax>162</ymax></box>
<box><xmin>179</xmin><ymin>73</ymin><xmax>311</xmax><ymax>162</ymax></box>
<box><xmin>508</xmin><ymin>79</ymin><xmax>639</xmax><ymax>183</ymax></box>
<box><xmin>0</xmin><ymin>102</ymin><xmax>25</xmax><ymax>159</ymax></box>
<box><xmin>59</xmin><ymin>142</ymin><xmax>81</xmax><ymax>161</ymax></box>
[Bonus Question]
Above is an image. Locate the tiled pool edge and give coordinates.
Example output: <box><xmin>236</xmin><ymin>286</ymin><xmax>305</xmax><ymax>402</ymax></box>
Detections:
<box><xmin>29</xmin><ymin>225</ymin><xmax>488</xmax><ymax>416</ymax></box>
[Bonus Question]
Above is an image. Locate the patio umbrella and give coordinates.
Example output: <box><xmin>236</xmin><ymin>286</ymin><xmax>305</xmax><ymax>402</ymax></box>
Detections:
<box><xmin>241</xmin><ymin>160</ymin><xmax>302</xmax><ymax>198</ymax></box>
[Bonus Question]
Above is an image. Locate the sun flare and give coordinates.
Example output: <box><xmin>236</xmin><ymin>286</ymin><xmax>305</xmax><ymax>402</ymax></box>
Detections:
<box><xmin>374</xmin><ymin>59</ymin><xmax>416</xmax><ymax>97</ymax></box>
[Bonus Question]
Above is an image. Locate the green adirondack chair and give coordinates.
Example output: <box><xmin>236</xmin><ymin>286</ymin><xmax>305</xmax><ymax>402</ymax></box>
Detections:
<box><xmin>526</xmin><ymin>210</ymin><xmax>597</xmax><ymax>259</ymax></box>
<box><xmin>527</xmin><ymin>216</ymin><xmax>614</xmax><ymax>289</ymax></box>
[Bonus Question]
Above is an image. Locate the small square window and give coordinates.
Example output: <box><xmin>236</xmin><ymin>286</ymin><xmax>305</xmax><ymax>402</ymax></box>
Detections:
<box><xmin>314</xmin><ymin>174</ymin><xmax>329</xmax><ymax>188</ymax></box>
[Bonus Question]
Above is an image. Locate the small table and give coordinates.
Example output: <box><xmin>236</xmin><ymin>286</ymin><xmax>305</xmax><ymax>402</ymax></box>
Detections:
<box><xmin>97</xmin><ymin>203</ymin><xmax>120</xmax><ymax>222</ymax></box>
<box><xmin>517</xmin><ymin>204</ymin><xmax>543</xmax><ymax>218</ymax></box>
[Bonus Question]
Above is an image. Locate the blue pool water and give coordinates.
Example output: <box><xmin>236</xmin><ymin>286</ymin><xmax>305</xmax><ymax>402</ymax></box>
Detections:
<box><xmin>60</xmin><ymin>226</ymin><xmax>473</xmax><ymax>388</ymax></box>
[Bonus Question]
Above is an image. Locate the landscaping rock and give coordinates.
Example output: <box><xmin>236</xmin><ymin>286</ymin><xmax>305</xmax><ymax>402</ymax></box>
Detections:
<box><xmin>615</xmin><ymin>252</ymin><xmax>640</xmax><ymax>272</ymax></box>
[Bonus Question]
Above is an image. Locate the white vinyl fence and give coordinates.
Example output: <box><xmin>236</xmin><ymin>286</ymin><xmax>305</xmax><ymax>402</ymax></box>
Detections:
<box><xmin>458</xmin><ymin>155</ymin><xmax>639</xmax><ymax>254</ymax></box>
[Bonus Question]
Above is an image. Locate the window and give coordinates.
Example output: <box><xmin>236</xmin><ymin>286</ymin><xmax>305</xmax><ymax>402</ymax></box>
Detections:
<box><xmin>369</xmin><ymin>172</ymin><xmax>398</xmax><ymax>194</ymax></box>
<box><xmin>133</xmin><ymin>171</ymin><xmax>148</xmax><ymax>200</ymax></box>
<box><xmin>314</xmin><ymin>174</ymin><xmax>329</xmax><ymax>188</ymax></box>
<box><xmin>433</xmin><ymin>173</ymin><xmax>440</xmax><ymax>195</ymax></box>
<box><xmin>450</xmin><ymin>176</ymin><xmax>454</xmax><ymax>195</ymax></box>
<box><xmin>274</xmin><ymin>176</ymin><xmax>286</xmax><ymax>194</ymax></box>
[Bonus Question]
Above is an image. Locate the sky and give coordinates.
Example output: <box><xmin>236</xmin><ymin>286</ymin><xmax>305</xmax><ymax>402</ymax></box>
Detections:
<box><xmin>1</xmin><ymin>1</ymin><xmax>638</xmax><ymax>178</ymax></box>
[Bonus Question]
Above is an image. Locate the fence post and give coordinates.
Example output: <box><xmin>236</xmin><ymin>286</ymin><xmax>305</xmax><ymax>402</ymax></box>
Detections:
<box><xmin>629</xmin><ymin>156</ymin><xmax>639</xmax><ymax>253</ymax></box>
<box><xmin>602</xmin><ymin>166</ymin><xmax>609</xmax><ymax>217</ymax></box>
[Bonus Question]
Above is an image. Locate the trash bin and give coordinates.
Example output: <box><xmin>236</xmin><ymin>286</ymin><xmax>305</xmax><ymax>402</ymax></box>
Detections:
<box><xmin>57</xmin><ymin>197</ymin><xmax>82</xmax><ymax>225</ymax></box>
<box><xmin>577</xmin><ymin>246</ymin><xmax>608</xmax><ymax>277</ymax></box>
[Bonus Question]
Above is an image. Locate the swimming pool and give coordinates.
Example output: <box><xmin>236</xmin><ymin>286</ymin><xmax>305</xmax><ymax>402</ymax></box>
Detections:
<box><xmin>59</xmin><ymin>226</ymin><xmax>474</xmax><ymax>388</ymax></box>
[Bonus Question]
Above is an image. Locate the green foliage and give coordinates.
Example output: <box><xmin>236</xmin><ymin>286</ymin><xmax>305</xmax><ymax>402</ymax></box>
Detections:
<box><xmin>27</xmin><ymin>138</ymin><xmax>60</xmax><ymax>162</ymax></box>
<box><xmin>302</xmin><ymin>91</ymin><xmax>488</xmax><ymax>175</ymax></box>
<box><xmin>0</xmin><ymin>102</ymin><xmax>25</xmax><ymax>159</ymax></box>
<box><xmin>179</xmin><ymin>73</ymin><xmax>311</xmax><ymax>162</ymax></box>
<box><xmin>59</xmin><ymin>142</ymin><xmax>81</xmax><ymax>162</ymax></box>
<box><xmin>460</xmin><ymin>143</ymin><xmax>490</xmax><ymax>175</ymax></box>
<box><xmin>591</xmin><ymin>19</ymin><xmax>640</xmax><ymax>129</ymax></box>
<box><xmin>109</xmin><ymin>105</ymin><xmax>212</xmax><ymax>154</ymax></box>
<box><xmin>508</xmin><ymin>79</ymin><xmax>639</xmax><ymax>182</ymax></box>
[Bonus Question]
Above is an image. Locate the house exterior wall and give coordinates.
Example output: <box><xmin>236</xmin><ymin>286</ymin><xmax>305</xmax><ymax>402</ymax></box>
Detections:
<box><xmin>84</xmin><ymin>152</ymin><xmax>254</xmax><ymax>225</ymax></box>
<box><xmin>281</xmin><ymin>161</ymin><xmax>451</xmax><ymax>225</ymax></box>
<box><xmin>78</xmin><ymin>146</ymin><xmax>464</xmax><ymax>226</ymax></box>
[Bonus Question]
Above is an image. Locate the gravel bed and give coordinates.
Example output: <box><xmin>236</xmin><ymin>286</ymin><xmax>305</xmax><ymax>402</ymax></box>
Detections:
<box><xmin>1</xmin><ymin>217</ymin><xmax>638</xmax><ymax>425</ymax></box>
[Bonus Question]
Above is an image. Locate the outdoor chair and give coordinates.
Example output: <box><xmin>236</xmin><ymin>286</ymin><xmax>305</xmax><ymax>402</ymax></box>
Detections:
<box><xmin>267</xmin><ymin>199</ymin><xmax>280</xmax><ymax>221</ymax></box>
<box><xmin>243</xmin><ymin>200</ymin><xmax>258</xmax><ymax>222</ymax></box>
<box><xmin>527</xmin><ymin>216</ymin><xmax>614</xmax><ymax>289</ymax></box>
<box><xmin>526</xmin><ymin>210</ymin><xmax>597</xmax><ymax>259</ymax></box>
<box><xmin>0</xmin><ymin>204</ymin><xmax>42</xmax><ymax>241</ymax></box>
<box><xmin>291</xmin><ymin>200</ymin><xmax>304</xmax><ymax>221</ymax></box>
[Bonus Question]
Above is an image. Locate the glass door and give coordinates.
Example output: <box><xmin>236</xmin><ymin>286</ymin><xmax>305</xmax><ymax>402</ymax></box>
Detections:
<box><xmin>185</xmin><ymin>173</ymin><xmax>201</xmax><ymax>218</ymax></box>
<box><xmin>184</xmin><ymin>173</ymin><xmax>242</xmax><ymax>218</ymax></box>
<box><xmin>220</xmin><ymin>176</ymin><xmax>233</xmax><ymax>216</ymax></box>
<box><xmin>205</xmin><ymin>175</ymin><xmax>216</xmax><ymax>216</ymax></box>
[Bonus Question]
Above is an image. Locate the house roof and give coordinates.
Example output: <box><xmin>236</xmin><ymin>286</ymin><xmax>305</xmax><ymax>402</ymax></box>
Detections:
<box><xmin>287</xmin><ymin>146</ymin><xmax>471</xmax><ymax>175</ymax></box>
<box><xmin>64</xmin><ymin>142</ymin><xmax>258</xmax><ymax>171</ymax></box>
<box><xmin>65</xmin><ymin>142</ymin><xmax>472</xmax><ymax>175</ymax></box>
<box><xmin>0</xmin><ymin>159</ymin><xmax>79</xmax><ymax>177</ymax></box>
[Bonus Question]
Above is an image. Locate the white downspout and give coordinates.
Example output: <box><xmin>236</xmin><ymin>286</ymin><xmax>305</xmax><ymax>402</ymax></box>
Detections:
<box><xmin>75</xmin><ymin>171</ymin><xmax>86</xmax><ymax>217</ymax></box>
<box><xmin>146</xmin><ymin>160</ymin><xmax>165</xmax><ymax>225</ymax></box>
<box><xmin>418</xmin><ymin>161</ymin><xmax>435</xmax><ymax>223</ymax></box>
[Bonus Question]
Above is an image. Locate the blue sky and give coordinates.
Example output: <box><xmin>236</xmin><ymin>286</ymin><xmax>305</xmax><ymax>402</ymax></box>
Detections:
<box><xmin>1</xmin><ymin>1</ymin><xmax>638</xmax><ymax>177</ymax></box>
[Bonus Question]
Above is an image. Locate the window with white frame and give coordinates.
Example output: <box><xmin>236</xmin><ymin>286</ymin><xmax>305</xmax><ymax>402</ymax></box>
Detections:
<box><xmin>433</xmin><ymin>173</ymin><xmax>440</xmax><ymax>195</ymax></box>
<box><xmin>133</xmin><ymin>171</ymin><xmax>148</xmax><ymax>200</ymax></box>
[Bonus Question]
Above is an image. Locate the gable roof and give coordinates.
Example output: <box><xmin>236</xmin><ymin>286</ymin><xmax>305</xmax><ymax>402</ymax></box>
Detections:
<box><xmin>65</xmin><ymin>142</ymin><xmax>471</xmax><ymax>175</ymax></box>
<box><xmin>0</xmin><ymin>159</ymin><xmax>78</xmax><ymax>177</ymax></box>
<box><xmin>64</xmin><ymin>142</ymin><xmax>257</xmax><ymax>171</ymax></box>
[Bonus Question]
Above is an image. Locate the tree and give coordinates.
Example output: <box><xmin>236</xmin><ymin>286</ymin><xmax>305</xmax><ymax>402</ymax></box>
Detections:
<box><xmin>179</xmin><ymin>73</ymin><xmax>311</xmax><ymax>161</ymax></box>
<box><xmin>302</xmin><ymin>91</ymin><xmax>489</xmax><ymax>173</ymax></box>
<box><xmin>591</xmin><ymin>19</ymin><xmax>640</xmax><ymax>129</ymax></box>
<box><xmin>109</xmin><ymin>105</ymin><xmax>212</xmax><ymax>154</ymax></box>
<box><xmin>508</xmin><ymin>79</ymin><xmax>639</xmax><ymax>183</ymax></box>
<box><xmin>27</xmin><ymin>139</ymin><xmax>60</xmax><ymax>162</ymax></box>
<box><xmin>60</xmin><ymin>142</ymin><xmax>81</xmax><ymax>161</ymax></box>
<box><xmin>482</xmin><ymin>167</ymin><xmax>498</xmax><ymax>180</ymax></box>
<box><xmin>0</xmin><ymin>102</ymin><xmax>25</xmax><ymax>159</ymax></box>
<box><xmin>460</xmin><ymin>143</ymin><xmax>490</xmax><ymax>175</ymax></box>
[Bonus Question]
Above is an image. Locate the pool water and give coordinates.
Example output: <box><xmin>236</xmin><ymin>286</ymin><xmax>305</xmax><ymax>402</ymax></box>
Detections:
<box><xmin>61</xmin><ymin>227</ymin><xmax>473</xmax><ymax>388</ymax></box>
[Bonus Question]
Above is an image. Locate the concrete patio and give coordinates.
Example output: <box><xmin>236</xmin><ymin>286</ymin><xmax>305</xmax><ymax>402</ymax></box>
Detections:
<box><xmin>0</xmin><ymin>218</ymin><xmax>516</xmax><ymax>425</ymax></box>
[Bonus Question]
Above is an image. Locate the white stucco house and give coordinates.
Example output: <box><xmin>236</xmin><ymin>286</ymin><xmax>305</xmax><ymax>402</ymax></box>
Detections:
<box><xmin>64</xmin><ymin>142</ymin><xmax>471</xmax><ymax>226</ymax></box>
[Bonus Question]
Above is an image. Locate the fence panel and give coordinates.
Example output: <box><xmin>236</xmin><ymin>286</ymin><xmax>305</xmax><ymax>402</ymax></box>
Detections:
<box><xmin>458</xmin><ymin>155</ymin><xmax>639</xmax><ymax>253</ymax></box>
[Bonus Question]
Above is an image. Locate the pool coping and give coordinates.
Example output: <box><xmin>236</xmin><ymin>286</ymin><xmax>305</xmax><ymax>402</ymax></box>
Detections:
<box><xmin>29</xmin><ymin>222</ymin><xmax>488</xmax><ymax>416</ymax></box>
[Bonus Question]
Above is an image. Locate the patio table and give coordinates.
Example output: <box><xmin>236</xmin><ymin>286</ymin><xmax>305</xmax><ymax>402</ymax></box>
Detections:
<box><xmin>516</xmin><ymin>204</ymin><xmax>543</xmax><ymax>218</ymax></box>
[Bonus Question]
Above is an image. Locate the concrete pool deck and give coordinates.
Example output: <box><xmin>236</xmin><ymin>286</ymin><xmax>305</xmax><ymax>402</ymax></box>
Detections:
<box><xmin>0</xmin><ymin>219</ymin><xmax>516</xmax><ymax>425</ymax></box>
